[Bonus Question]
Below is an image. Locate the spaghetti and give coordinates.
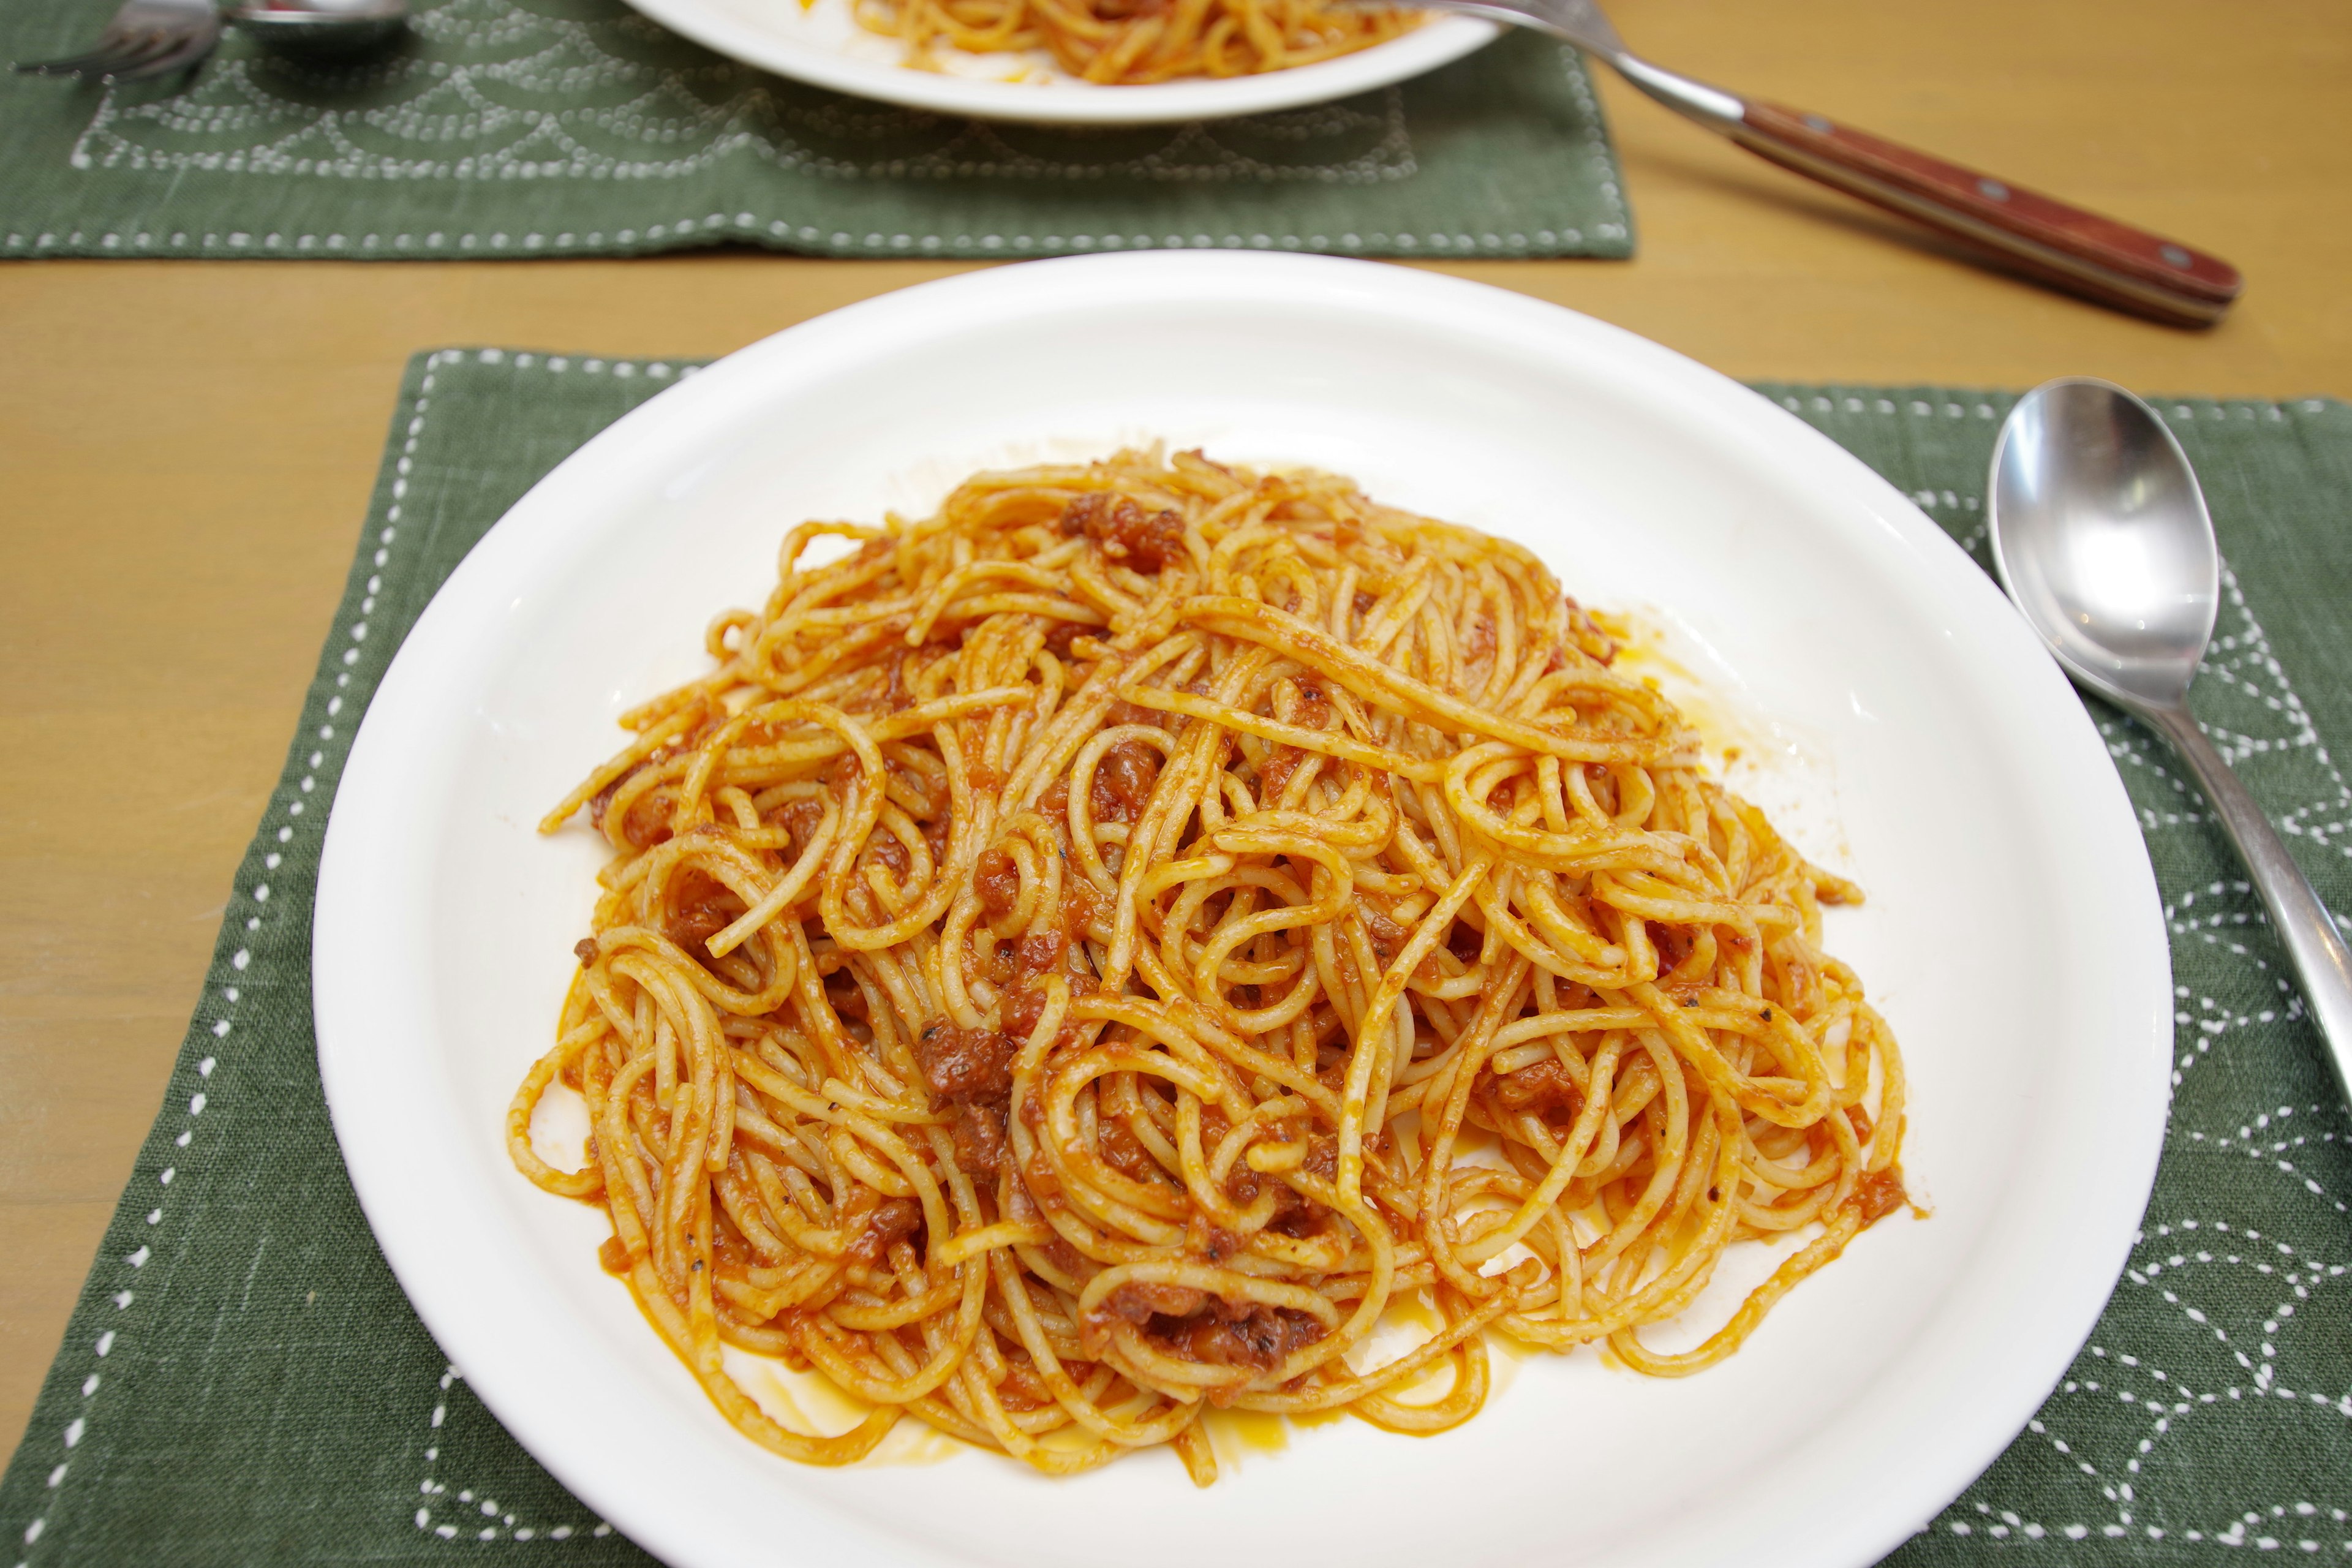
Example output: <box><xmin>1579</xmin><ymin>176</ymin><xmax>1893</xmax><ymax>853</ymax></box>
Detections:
<box><xmin>512</xmin><ymin>449</ymin><xmax>1909</xmax><ymax>1485</ymax></box>
<box><xmin>843</xmin><ymin>0</ymin><xmax>1415</xmax><ymax>84</ymax></box>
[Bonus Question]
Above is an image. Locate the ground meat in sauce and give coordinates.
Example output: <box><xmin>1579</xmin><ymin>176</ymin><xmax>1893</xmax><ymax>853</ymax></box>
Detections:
<box><xmin>975</xmin><ymin>846</ymin><xmax>1020</xmax><ymax>919</ymax></box>
<box><xmin>1098</xmin><ymin>1117</ymin><xmax>1161</xmax><ymax>1182</ymax></box>
<box><xmin>885</xmin><ymin>639</ymin><xmax>960</xmax><ymax>712</ymax></box>
<box><xmin>1002</xmin><ymin>980</ymin><xmax>1050</xmax><ymax>1045</ymax></box>
<box><xmin>1223</xmin><ymin>1159</ymin><xmax>1322</xmax><ymax>1237</ymax></box>
<box><xmin>774</xmin><ymin>794</ymin><xmax>827</xmax><ymax>851</ymax></box>
<box><xmin>1363</xmin><ymin>907</ymin><xmax>1409</xmax><ymax>966</ymax></box>
<box><xmin>587</xmin><ymin>778</ymin><xmax>625</xmax><ymax>832</ymax></box>
<box><xmin>1266</xmin><ymin>1185</ymin><xmax>1322</xmax><ymax>1238</ymax></box>
<box><xmin>1011</xmin><ymin>929</ymin><xmax>1066</xmax><ymax>987</ymax></box>
<box><xmin>1647</xmin><ymin>920</ymin><xmax>1695</xmax><ymax>976</ymax></box>
<box><xmin>951</xmin><ymin>1102</ymin><xmax>1008</xmax><ymax>1178</ymax></box>
<box><xmin>823</xmin><ymin>752</ymin><xmax>863</xmax><ymax>801</ymax></box>
<box><xmin>1257</xmin><ymin>745</ymin><xmax>1308</xmax><ymax>806</ymax></box>
<box><xmin>1494</xmin><ymin>1056</ymin><xmax>1581</xmax><ymax>1117</ymax></box>
<box><xmin>1058</xmin><ymin>492</ymin><xmax>1187</xmax><ymax>574</ymax></box>
<box><xmin>609</xmin><ymin>790</ymin><xmax>673</xmax><ymax>851</ymax></box>
<box><xmin>1223</xmin><ymin>1160</ymin><xmax>1262</xmax><ymax>1205</ymax></box>
<box><xmin>664</xmin><ymin>869</ymin><xmax>744</xmax><ymax>954</ymax></box>
<box><xmin>1105</xmin><ymin>698</ymin><xmax>1169</xmax><ymax>731</ymax></box>
<box><xmin>850</xmin><ymin>1197</ymin><xmax>923</xmax><ymax>1265</ymax></box>
<box><xmin>1102</xmin><ymin>1282</ymin><xmax>1206</xmax><ymax>1324</ymax></box>
<box><xmin>1064</xmin><ymin>877</ymin><xmax>1106</xmax><ymax>941</ymax></box>
<box><xmin>1847</xmin><ymin>1167</ymin><xmax>1909</xmax><ymax>1226</ymax></box>
<box><xmin>574</xmin><ymin>938</ymin><xmax>600</xmax><ymax>965</ymax></box>
<box><xmin>993</xmin><ymin>1357</ymin><xmax>1054</xmax><ymax>1411</ymax></box>
<box><xmin>1002</xmin><ymin>965</ymin><xmax>1097</xmax><ymax>1047</ymax></box>
<box><xmin>1090</xmin><ymin>739</ymin><xmax>1161</xmax><ymax>823</ymax></box>
<box><xmin>867</xmin><ymin>833</ymin><xmax>912</xmax><ymax>878</ymax></box>
<box><xmin>1188</xmin><ymin>1216</ymin><xmax>1243</xmax><ymax>1262</ymax></box>
<box><xmin>821</xmin><ymin>971</ymin><xmax>870</xmax><ymax>1021</ymax></box>
<box><xmin>914</xmin><ymin>1021</ymin><xmax>1016</xmax><ymax>1104</ymax></box>
<box><xmin>1161</xmin><ymin>1305</ymin><xmax>1327</xmax><ymax>1374</ymax></box>
<box><xmin>589</xmin><ymin>748</ymin><xmax>679</xmax><ymax>843</ymax></box>
<box><xmin>1218</xmin><ymin>1142</ymin><xmax>1328</xmax><ymax>1238</ymax></box>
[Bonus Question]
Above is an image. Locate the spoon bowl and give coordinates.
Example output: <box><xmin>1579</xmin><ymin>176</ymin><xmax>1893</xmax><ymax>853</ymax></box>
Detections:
<box><xmin>1988</xmin><ymin>377</ymin><xmax>2218</xmax><ymax>710</ymax></box>
<box><xmin>1988</xmin><ymin>375</ymin><xmax>2352</xmax><ymax>1107</ymax></box>
<box><xmin>229</xmin><ymin>0</ymin><xmax>407</xmax><ymax>59</ymax></box>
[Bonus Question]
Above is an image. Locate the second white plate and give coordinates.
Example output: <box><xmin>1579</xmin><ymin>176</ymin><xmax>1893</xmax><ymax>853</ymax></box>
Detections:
<box><xmin>621</xmin><ymin>0</ymin><xmax>1496</xmax><ymax>123</ymax></box>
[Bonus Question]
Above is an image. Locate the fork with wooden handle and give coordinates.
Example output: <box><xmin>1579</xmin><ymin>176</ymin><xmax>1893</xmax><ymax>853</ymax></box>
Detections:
<box><xmin>1406</xmin><ymin>0</ymin><xmax>2242</xmax><ymax>326</ymax></box>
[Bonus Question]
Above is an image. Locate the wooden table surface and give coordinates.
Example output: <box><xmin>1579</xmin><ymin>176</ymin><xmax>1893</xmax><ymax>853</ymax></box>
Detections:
<box><xmin>3</xmin><ymin>0</ymin><xmax>2347</xmax><ymax>1471</ymax></box>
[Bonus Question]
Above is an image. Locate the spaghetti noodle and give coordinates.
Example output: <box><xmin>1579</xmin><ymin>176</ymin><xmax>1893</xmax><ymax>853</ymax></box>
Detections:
<box><xmin>511</xmin><ymin>448</ymin><xmax>1909</xmax><ymax>1484</ymax></box>
<box><xmin>844</xmin><ymin>0</ymin><xmax>1415</xmax><ymax>84</ymax></box>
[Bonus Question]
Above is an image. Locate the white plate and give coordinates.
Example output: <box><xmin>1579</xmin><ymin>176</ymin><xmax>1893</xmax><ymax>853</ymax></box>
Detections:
<box><xmin>315</xmin><ymin>253</ymin><xmax>2171</xmax><ymax>1568</ymax></box>
<box><xmin>620</xmin><ymin>0</ymin><xmax>1494</xmax><ymax>123</ymax></box>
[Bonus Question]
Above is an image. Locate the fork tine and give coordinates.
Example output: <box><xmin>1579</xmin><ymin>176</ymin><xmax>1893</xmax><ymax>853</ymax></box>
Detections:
<box><xmin>72</xmin><ymin>33</ymin><xmax>176</xmax><ymax>76</ymax></box>
<box><xmin>17</xmin><ymin>27</ymin><xmax>181</xmax><ymax>77</ymax></box>
<box><xmin>108</xmin><ymin>23</ymin><xmax>215</xmax><ymax>78</ymax></box>
<box><xmin>85</xmin><ymin>29</ymin><xmax>189</xmax><ymax>76</ymax></box>
<box><xmin>13</xmin><ymin>34</ymin><xmax>141</xmax><ymax>74</ymax></box>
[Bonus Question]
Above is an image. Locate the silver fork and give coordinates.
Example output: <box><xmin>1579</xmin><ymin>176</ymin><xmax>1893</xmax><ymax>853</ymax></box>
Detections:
<box><xmin>15</xmin><ymin>0</ymin><xmax>223</xmax><ymax>80</ymax></box>
<box><xmin>1417</xmin><ymin>0</ymin><xmax>2242</xmax><ymax>326</ymax></box>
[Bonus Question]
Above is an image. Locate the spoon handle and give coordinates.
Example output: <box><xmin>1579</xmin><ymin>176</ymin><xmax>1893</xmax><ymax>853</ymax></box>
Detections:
<box><xmin>2149</xmin><ymin>703</ymin><xmax>2352</xmax><ymax>1098</ymax></box>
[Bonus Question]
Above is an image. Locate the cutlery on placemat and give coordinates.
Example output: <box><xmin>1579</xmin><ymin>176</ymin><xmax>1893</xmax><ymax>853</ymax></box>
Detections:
<box><xmin>1396</xmin><ymin>0</ymin><xmax>2241</xmax><ymax>326</ymax></box>
<box><xmin>1989</xmin><ymin>377</ymin><xmax>2352</xmax><ymax>1098</ymax></box>
<box><xmin>15</xmin><ymin>0</ymin><xmax>406</xmax><ymax>81</ymax></box>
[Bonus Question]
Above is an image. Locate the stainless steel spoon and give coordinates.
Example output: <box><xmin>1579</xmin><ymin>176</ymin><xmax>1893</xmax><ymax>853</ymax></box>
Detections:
<box><xmin>1989</xmin><ymin>377</ymin><xmax>2352</xmax><ymax>1099</ymax></box>
<box><xmin>14</xmin><ymin>0</ymin><xmax>404</xmax><ymax>81</ymax></box>
<box><xmin>230</xmin><ymin>0</ymin><xmax>407</xmax><ymax>59</ymax></box>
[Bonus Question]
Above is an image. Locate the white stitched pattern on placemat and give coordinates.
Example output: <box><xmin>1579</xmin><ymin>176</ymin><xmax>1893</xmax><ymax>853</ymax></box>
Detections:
<box><xmin>2</xmin><ymin>0</ymin><xmax>1631</xmax><ymax>260</ymax></box>
<box><xmin>414</xmin><ymin>1365</ymin><xmax>610</xmax><ymax>1544</ymax></box>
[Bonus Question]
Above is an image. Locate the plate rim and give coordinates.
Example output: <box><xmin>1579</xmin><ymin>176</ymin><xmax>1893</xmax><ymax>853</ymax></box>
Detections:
<box><xmin>614</xmin><ymin>0</ymin><xmax>1498</xmax><ymax>124</ymax></box>
<box><xmin>314</xmin><ymin>251</ymin><xmax>2172</xmax><ymax>1568</ymax></box>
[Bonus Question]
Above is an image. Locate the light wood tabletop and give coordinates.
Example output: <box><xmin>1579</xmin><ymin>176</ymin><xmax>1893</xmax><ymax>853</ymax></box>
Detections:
<box><xmin>3</xmin><ymin>0</ymin><xmax>2346</xmax><ymax>1469</ymax></box>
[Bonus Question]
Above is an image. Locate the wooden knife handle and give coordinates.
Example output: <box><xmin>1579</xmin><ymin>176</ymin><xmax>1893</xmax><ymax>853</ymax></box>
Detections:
<box><xmin>1728</xmin><ymin>99</ymin><xmax>2242</xmax><ymax>327</ymax></box>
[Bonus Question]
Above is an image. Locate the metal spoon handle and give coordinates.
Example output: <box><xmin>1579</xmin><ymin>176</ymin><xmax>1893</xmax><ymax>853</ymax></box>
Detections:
<box><xmin>2148</xmin><ymin>701</ymin><xmax>2352</xmax><ymax>1095</ymax></box>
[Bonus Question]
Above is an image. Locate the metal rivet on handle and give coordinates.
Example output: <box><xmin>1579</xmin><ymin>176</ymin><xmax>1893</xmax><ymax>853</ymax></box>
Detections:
<box><xmin>2159</xmin><ymin>244</ymin><xmax>2192</xmax><ymax>268</ymax></box>
<box><xmin>1801</xmin><ymin>114</ymin><xmax>1832</xmax><ymax>134</ymax></box>
<box><xmin>1977</xmin><ymin>178</ymin><xmax>2010</xmax><ymax>201</ymax></box>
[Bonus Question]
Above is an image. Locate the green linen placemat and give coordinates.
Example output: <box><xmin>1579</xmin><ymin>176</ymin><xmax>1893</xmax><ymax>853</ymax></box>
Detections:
<box><xmin>3</xmin><ymin>356</ymin><xmax>2348</xmax><ymax>1566</ymax></box>
<box><xmin>0</xmin><ymin>0</ymin><xmax>1632</xmax><ymax>262</ymax></box>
